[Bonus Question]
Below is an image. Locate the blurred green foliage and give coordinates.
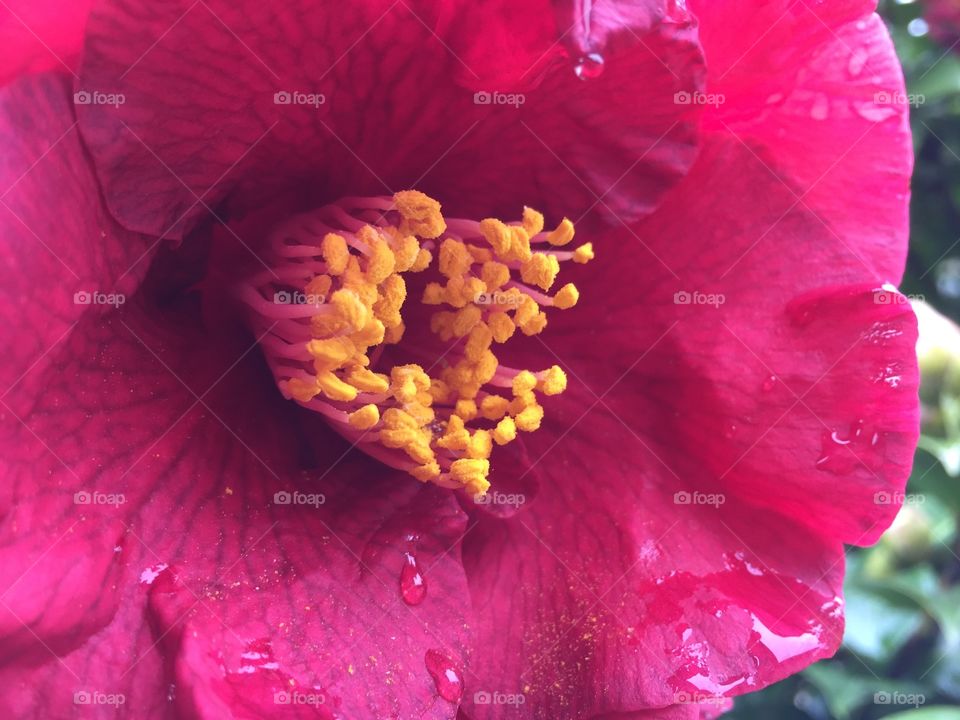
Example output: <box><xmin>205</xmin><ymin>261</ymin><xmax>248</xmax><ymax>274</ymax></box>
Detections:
<box><xmin>728</xmin><ymin>2</ymin><xmax>960</xmax><ymax>718</ymax></box>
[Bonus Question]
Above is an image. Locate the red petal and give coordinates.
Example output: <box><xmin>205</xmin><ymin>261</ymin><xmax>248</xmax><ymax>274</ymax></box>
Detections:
<box><xmin>0</xmin><ymin>73</ymin><xmax>152</xmax><ymax>391</ymax></box>
<box><xmin>0</xmin><ymin>302</ymin><xmax>472</xmax><ymax>719</ymax></box>
<box><xmin>76</xmin><ymin>0</ymin><xmax>703</xmax><ymax>239</ymax></box>
<box><xmin>461</xmin><ymin>133</ymin><xmax>915</xmax><ymax>715</ymax></box>
<box><xmin>0</xmin><ymin>0</ymin><xmax>93</xmax><ymax>85</ymax></box>
<box><xmin>690</xmin><ymin>2</ymin><xmax>912</xmax><ymax>281</ymax></box>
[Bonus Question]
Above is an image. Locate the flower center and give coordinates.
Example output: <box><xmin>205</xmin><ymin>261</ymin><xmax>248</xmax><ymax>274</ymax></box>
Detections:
<box><xmin>238</xmin><ymin>191</ymin><xmax>594</xmax><ymax>497</ymax></box>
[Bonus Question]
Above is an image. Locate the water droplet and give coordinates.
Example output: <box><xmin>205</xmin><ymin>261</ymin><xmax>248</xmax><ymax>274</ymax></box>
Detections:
<box><xmin>139</xmin><ymin>562</ymin><xmax>169</xmax><ymax>586</ymax></box>
<box><xmin>810</xmin><ymin>94</ymin><xmax>829</xmax><ymax>120</ymax></box>
<box><xmin>750</xmin><ymin>614</ymin><xmax>820</xmax><ymax>662</ymax></box>
<box><xmin>815</xmin><ymin>419</ymin><xmax>885</xmax><ymax>475</ymax></box>
<box><xmin>761</xmin><ymin>375</ymin><xmax>777</xmax><ymax>393</ymax></box>
<box><xmin>724</xmin><ymin>423</ymin><xmax>738</xmax><ymax>439</ymax></box>
<box><xmin>574</xmin><ymin>52</ymin><xmax>605</xmax><ymax>80</ymax></box>
<box><xmin>424</xmin><ymin>649</ymin><xmax>463</xmax><ymax>702</ymax></box>
<box><xmin>847</xmin><ymin>49</ymin><xmax>868</xmax><ymax>77</ymax></box>
<box><xmin>400</xmin><ymin>552</ymin><xmax>427</xmax><ymax>605</ymax></box>
<box><xmin>852</xmin><ymin>100</ymin><xmax>898</xmax><ymax>123</ymax></box>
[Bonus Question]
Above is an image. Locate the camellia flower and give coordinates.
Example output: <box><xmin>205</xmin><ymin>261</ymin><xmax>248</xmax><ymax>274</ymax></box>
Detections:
<box><xmin>0</xmin><ymin>1</ymin><xmax>918</xmax><ymax>718</ymax></box>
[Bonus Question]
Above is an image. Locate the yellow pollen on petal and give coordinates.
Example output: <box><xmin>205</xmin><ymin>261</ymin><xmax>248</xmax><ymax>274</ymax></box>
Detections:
<box><xmin>348</xmin><ymin>404</ymin><xmax>380</xmax><ymax>429</ymax></box>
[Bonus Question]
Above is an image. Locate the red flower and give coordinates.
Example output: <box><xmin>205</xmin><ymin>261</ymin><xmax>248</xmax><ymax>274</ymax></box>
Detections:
<box><xmin>0</xmin><ymin>1</ymin><xmax>917</xmax><ymax>719</ymax></box>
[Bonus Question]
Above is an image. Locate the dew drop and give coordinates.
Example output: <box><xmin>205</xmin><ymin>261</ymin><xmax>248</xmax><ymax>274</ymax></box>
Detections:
<box><xmin>750</xmin><ymin>614</ymin><xmax>820</xmax><ymax>662</ymax></box>
<box><xmin>424</xmin><ymin>649</ymin><xmax>463</xmax><ymax>702</ymax></box>
<box><xmin>852</xmin><ymin>101</ymin><xmax>898</xmax><ymax>123</ymax></box>
<box><xmin>847</xmin><ymin>49</ymin><xmax>868</xmax><ymax>77</ymax></box>
<box><xmin>574</xmin><ymin>52</ymin><xmax>605</xmax><ymax>80</ymax></box>
<box><xmin>815</xmin><ymin>419</ymin><xmax>885</xmax><ymax>475</ymax></box>
<box><xmin>761</xmin><ymin>375</ymin><xmax>777</xmax><ymax>393</ymax></box>
<box><xmin>810</xmin><ymin>94</ymin><xmax>829</xmax><ymax>120</ymax></box>
<box><xmin>400</xmin><ymin>552</ymin><xmax>427</xmax><ymax>606</ymax></box>
<box><xmin>724</xmin><ymin>423</ymin><xmax>738</xmax><ymax>439</ymax></box>
<box><xmin>139</xmin><ymin>563</ymin><xmax>169</xmax><ymax>585</ymax></box>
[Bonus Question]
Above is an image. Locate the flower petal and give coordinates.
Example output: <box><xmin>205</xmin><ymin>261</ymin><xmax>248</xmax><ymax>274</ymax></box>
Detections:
<box><xmin>0</xmin><ymin>0</ymin><xmax>93</xmax><ymax>85</ymax></box>
<box><xmin>690</xmin><ymin>2</ymin><xmax>912</xmax><ymax>281</ymax></box>
<box><xmin>76</xmin><ymin>0</ymin><xmax>703</xmax><ymax>239</ymax></box>
<box><xmin>0</xmin><ymin>73</ymin><xmax>151</xmax><ymax>391</ymax></box>
<box><xmin>461</xmin><ymin>132</ymin><xmax>915</xmax><ymax>716</ymax></box>
<box><xmin>0</xmin><ymin>297</ymin><xmax>472</xmax><ymax>719</ymax></box>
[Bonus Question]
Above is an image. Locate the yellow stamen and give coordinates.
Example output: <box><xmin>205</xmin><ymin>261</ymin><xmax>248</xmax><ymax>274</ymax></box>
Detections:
<box><xmin>247</xmin><ymin>191</ymin><xmax>591</xmax><ymax>497</ymax></box>
<box><xmin>348</xmin><ymin>404</ymin><xmax>380</xmax><ymax>430</ymax></box>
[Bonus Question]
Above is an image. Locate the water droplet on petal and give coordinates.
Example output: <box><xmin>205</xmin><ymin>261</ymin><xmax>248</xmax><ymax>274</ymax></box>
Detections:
<box><xmin>852</xmin><ymin>100</ymin><xmax>898</xmax><ymax>123</ymax></box>
<box><xmin>424</xmin><ymin>649</ymin><xmax>463</xmax><ymax>702</ymax></box>
<box><xmin>400</xmin><ymin>552</ymin><xmax>427</xmax><ymax>606</ymax></box>
<box><xmin>750</xmin><ymin>614</ymin><xmax>821</xmax><ymax>662</ymax></box>
<box><xmin>815</xmin><ymin>419</ymin><xmax>885</xmax><ymax>474</ymax></box>
<box><xmin>810</xmin><ymin>93</ymin><xmax>829</xmax><ymax>120</ymax></box>
<box><xmin>761</xmin><ymin>375</ymin><xmax>777</xmax><ymax>393</ymax></box>
<box><xmin>724</xmin><ymin>423</ymin><xmax>738</xmax><ymax>439</ymax></box>
<box><xmin>139</xmin><ymin>562</ymin><xmax>169</xmax><ymax>585</ymax></box>
<box><xmin>847</xmin><ymin>49</ymin><xmax>868</xmax><ymax>77</ymax></box>
<box><xmin>574</xmin><ymin>52</ymin><xmax>605</xmax><ymax>80</ymax></box>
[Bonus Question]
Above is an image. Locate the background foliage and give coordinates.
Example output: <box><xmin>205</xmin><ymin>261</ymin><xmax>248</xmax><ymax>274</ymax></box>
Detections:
<box><xmin>729</xmin><ymin>2</ymin><xmax>960</xmax><ymax>718</ymax></box>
